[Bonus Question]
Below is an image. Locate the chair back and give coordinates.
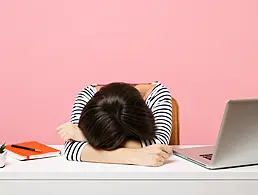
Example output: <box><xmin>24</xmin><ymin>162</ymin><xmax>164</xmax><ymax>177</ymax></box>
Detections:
<box><xmin>170</xmin><ymin>98</ymin><xmax>180</xmax><ymax>145</ymax></box>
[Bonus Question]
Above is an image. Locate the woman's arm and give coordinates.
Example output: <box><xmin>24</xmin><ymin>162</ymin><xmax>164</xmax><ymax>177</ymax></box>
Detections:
<box><xmin>80</xmin><ymin>144</ymin><xmax>133</xmax><ymax>164</ymax></box>
<box><xmin>62</xmin><ymin>130</ymin><xmax>172</xmax><ymax>165</ymax></box>
<box><xmin>142</xmin><ymin>84</ymin><xmax>172</xmax><ymax>146</ymax></box>
<box><xmin>64</xmin><ymin>140</ymin><xmax>88</xmax><ymax>161</ymax></box>
<box><xmin>123</xmin><ymin>84</ymin><xmax>172</xmax><ymax>149</ymax></box>
<box><xmin>80</xmin><ymin>142</ymin><xmax>172</xmax><ymax>166</ymax></box>
<box><xmin>70</xmin><ymin>85</ymin><xmax>96</xmax><ymax>124</ymax></box>
<box><xmin>62</xmin><ymin>85</ymin><xmax>95</xmax><ymax>161</ymax></box>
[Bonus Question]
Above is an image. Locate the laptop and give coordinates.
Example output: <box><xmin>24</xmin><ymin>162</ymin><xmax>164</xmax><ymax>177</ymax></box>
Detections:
<box><xmin>173</xmin><ymin>98</ymin><xmax>258</xmax><ymax>170</ymax></box>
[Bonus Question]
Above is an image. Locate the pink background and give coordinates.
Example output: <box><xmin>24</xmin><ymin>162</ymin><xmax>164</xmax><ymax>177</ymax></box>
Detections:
<box><xmin>0</xmin><ymin>1</ymin><xmax>258</xmax><ymax>145</ymax></box>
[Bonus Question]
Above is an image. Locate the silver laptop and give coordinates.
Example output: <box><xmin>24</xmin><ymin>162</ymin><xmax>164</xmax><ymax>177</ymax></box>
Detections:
<box><xmin>173</xmin><ymin>98</ymin><xmax>258</xmax><ymax>170</ymax></box>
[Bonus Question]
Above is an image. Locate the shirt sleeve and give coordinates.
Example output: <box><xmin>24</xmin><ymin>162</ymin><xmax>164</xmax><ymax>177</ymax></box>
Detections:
<box><xmin>64</xmin><ymin>86</ymin><xmax>95</xmax><ymax>161</ymax></box>
<box><xmin>140</xmin><ymin>84</ymin><xmax>173</xmax><ymax>147</ymax></box>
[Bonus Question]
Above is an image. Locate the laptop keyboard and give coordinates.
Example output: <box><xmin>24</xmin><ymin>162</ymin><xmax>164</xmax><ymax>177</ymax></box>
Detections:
<box><xmin>200</xmin><ymin>153</ymin><xmax>213</xmax><ymax>160</ymax></box>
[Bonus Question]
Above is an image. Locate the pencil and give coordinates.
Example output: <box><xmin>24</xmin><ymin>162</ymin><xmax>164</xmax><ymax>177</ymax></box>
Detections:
<box><xmin>11</xmin><ymin>144</ymin><xmax>42</xmax><ymax>152</ymax></box>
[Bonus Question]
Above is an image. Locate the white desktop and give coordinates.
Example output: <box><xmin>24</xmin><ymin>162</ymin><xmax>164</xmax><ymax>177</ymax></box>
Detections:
<box><xmin>0</xmin><ymin>145</ymin><xmax>258</xmax><ymax>195</ymax></box>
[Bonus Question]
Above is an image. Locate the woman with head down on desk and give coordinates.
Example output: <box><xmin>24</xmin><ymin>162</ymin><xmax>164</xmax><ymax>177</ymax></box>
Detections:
<box><xmin>57</xmin><ymin>81</ymin><xmax>173</xmax><ymax>167</ymax></box>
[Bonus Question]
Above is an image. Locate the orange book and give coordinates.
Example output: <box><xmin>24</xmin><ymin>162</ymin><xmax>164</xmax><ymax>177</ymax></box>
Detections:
<box><xmin>6</xmin><ymin>141</ymin><xmax>61</xmax><ymax>160</ymax></box>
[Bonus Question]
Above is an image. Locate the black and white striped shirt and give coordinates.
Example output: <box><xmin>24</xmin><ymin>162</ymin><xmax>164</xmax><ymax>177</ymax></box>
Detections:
<box><xmin>64</xmin><ymin>81</ymin><xmax>173</xmax><ymax>161</ymax></box>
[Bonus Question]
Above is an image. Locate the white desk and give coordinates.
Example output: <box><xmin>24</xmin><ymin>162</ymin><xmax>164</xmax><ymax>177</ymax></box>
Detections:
<box><xmin>1</xmin><ymin>145</ymin><xmax>258</xmax><ymax>195</ymax></box>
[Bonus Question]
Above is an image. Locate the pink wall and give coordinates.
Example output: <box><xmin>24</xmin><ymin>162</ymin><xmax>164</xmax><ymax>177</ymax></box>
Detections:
<box><xmin>0</xmin><ymin>1</ymin><xmax>258</xmax><ymax>145</ymax></box>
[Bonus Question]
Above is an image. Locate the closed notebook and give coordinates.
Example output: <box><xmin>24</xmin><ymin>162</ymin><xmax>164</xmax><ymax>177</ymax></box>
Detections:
<box><xmin>6</xmin><ymin>141</ymin><xmax>61</xmax><ymax>160</ymax></box>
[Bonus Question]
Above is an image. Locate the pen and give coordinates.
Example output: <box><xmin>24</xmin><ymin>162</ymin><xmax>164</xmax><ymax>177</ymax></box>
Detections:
<box><xmin>11</xmin><ymin>144</ymin><xmax>42</xmax><ymax>152</ymax></box>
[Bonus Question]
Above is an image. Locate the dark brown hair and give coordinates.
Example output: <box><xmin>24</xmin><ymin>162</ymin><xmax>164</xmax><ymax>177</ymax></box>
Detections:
<box><xmin>78</xmin><ymin>82</ymin><xmax>155</xmax><ymax>150</ymax></box>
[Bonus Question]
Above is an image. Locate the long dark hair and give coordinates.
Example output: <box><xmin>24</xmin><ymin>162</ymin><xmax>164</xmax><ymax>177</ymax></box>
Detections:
<box><xmin>78</xmin><ymin>82</ymin><xmax>155</xmax><ymax>150</ymax></box>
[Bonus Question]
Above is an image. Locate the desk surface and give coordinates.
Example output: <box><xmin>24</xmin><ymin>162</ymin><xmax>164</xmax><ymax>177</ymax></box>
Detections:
<box><xmin>1</xmin><ymin>145</ymin><xmax>258</xmax><ymax>180</ymax></box>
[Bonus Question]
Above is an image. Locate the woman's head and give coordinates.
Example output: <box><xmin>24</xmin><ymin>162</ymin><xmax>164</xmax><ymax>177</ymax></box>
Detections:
<box><xmin>78</xmin><ymin>82</ymin><xmax>155</xmax><ymax>150</ymax></box>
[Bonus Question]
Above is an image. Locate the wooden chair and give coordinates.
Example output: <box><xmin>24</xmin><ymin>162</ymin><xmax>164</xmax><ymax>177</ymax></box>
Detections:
<box><xmin>169</xmin><ymin>98</ymin><xmax>180</xmax><ymax>145</ymax></box>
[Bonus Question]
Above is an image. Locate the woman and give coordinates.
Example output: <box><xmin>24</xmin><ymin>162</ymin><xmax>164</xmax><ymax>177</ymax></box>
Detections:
<box><xmin>57</xmin><ymin>81</ymin><xmax>173</xmax><ymax>167</ymax></box>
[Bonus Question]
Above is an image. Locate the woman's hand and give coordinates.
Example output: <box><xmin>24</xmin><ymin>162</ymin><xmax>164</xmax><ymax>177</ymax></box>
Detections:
<box><xmin>131</xmin><ymin>144</ymin><xmax>173</xmax><ymax>167</ymax></box>
<box><xmin>57</xmin><ymin>122</ymin><xmax>87</xmax><ymax>142</ymax></box>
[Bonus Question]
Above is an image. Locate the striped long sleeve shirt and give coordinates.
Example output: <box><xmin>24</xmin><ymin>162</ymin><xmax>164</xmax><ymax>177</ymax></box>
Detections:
<box><xmin>64</xmin><ymin>81</ymin><xmax>173</xmax><ymax>161</ymax></box>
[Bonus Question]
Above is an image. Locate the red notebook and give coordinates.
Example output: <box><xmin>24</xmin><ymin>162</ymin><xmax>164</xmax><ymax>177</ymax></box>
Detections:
<box><xmin>6</xmin><ymin>141</ymin><xmax>61</xmax><ymax>160</ymax></box>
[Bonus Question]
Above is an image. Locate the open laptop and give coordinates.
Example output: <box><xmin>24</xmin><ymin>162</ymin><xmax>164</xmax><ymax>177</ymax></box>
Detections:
<box><xmin>173</xmin><ymin>98</ymin><xmax>258</xmax><ymax>170</ymax></box>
